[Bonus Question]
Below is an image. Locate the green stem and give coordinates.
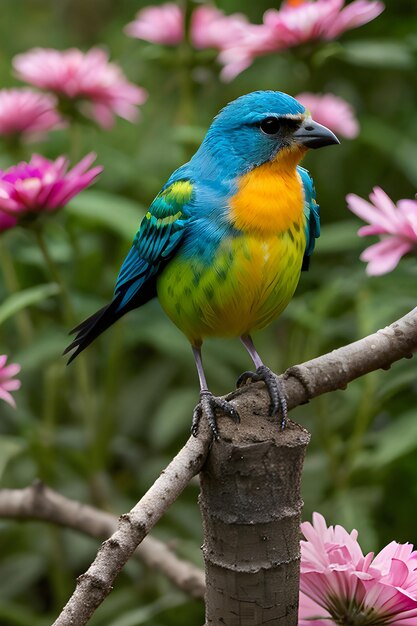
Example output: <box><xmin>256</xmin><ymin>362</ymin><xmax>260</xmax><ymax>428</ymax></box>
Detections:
<box><xmin>69</xmin><ymin>122</ymin><xmax>82</xmax><ymax>163</ymax></box>
<box><xmin>49</xmin><ymin>526</ymin><xmax>73</xmax><ymax>609</ymax></box>
<box><xmin>2</xmin><ymin>134</ymin><xmax>25</xmax><ymax>162</ymax></box>
<box><xmin>316</xmin><ymin>394</ymin><xmax>344</xmax><ymax>486</ymax></box>
<box><xmin>34</xmin><ymin>228</ymin><xmax>74</xmax><ymax>324</ymax></box>
<box><xmin>345</xmin><ymin>373</ymin><xmax>378</xmax><ymax>472</ymax></box>
<box><xmin>0</xmin><ymin>240</ymin><xmax>34</xmax><ymax>345</ymax></box>
<box><xmin>176</xmin><ymin>0</ymin><xmax>195</xmax><ymax>127</ymax></box>
<box><xmin>33</xmin><ymin>227</ymin><xmax>102</xmax><ymax>492</ymax></box>
<box><xmin>341</xmin><ymin>292</ymin><xmax>379</xmax><ymax>488</ymax></box>
<box><xmin>37</xmin><ymin>362</ymin><xmax>60</xmax><ymax>483</ymax></box>
<box><xmin>178</xmin><ymin>61</ymin><xmax>194</xmax><ymax>126</ymax></box>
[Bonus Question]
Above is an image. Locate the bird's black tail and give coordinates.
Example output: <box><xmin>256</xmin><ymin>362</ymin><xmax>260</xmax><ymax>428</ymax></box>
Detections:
<box><xmin>64</xmin><ymin>274</ymin><xmax>158</xmax><ymax>364</ymax></box>
<box><xmin>64</xmin><ymin>298</ymin><xmax>126</xmax><ymax>364</ymax></box>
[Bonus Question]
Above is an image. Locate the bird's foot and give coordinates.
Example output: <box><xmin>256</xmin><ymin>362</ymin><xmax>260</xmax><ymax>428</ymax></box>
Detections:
<box><xmin>236</xmin><ymin>365</ymin><xmax>287</xmax><ymax>428</ymax></box>
<box><xmin>191</xmin><ymin>390</ymin><xmax>240</xmax><ymax>440</ymax></box>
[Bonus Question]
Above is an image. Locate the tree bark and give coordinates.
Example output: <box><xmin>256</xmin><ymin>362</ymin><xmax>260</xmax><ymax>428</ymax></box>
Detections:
<box><xmin>200</xmin><ymin>391</ymin><xmax>310</xmax><ymax>626</ymax></box>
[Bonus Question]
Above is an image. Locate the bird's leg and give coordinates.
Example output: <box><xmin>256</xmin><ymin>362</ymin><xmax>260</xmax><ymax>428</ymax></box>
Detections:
<box><xmin>191</xmin><ymin>346</ymin><xmax>240</xmax><ymax>440</ymax></box>
<box><xmin>237</xmin><ymin>335</ymin><xmax>288</xmax><ymax>428</ymax></box>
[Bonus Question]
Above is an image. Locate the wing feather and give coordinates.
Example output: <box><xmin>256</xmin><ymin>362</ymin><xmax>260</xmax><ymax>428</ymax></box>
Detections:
<box><xmin>114</xmin><ymin>179</ymin><xmax>194</xmax><ymax>308</ymax></box>
<box><xmin>297</xmin><ymin>166</ymin><xmax>320</xmax><ymax>271</ymax></box>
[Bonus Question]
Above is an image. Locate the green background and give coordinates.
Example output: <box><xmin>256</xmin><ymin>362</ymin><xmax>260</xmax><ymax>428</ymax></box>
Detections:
<box><xmin>0</xmin><ymin>0</ymin><xmax>417</xmax><ymax>623</ymax></box>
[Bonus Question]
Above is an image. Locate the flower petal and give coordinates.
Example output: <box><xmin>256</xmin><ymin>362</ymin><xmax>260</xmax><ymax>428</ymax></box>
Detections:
<box><xmin>360</xmin><ymin>237</ymin><xmax>413</xmax><ymax>275</ymax></box>
<box><xmin>346</xmin><ymin>191</ymin><xmax>393</xmax><ymax>233</ymax></box>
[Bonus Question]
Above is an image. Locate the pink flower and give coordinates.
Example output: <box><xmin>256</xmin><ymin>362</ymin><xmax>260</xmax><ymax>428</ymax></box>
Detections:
<box><xmin>299</xmin><ymin>592</ymin><xmax>330</xmax><ymax>625</ymax></box>
<box><xmin>219</xmin><ymin>0</ymin><xmax>384</xmax><ymax>80</ymax></box>
<box><xmin>125</xmin><ymin>1</ymin><xmax>384</xmax><ymax>81</ymax></box>
<box><xmin>124</xmin><ymin>3</ymin><xmax>267</xmax><ymax>81</ymax></box>
<box><xmin>264</xmin><ymin>0</ymin><xmax>384</xmax><ymax>47</ymax></box>
<box><xmin>324</xmin><ymin>0</ymin><xmax>386</xmax><ymax>38</ymax></box>
<box><xmin>0</xmin><ymin>153</ymin><xmax>102</xmax><ymax>232</ymax></box>
<box><xmin>124</xmin><ymin>3</ymin><xmax>255</xmax><ymax>51</ymax></box>
<box><xmin>0</xmin><ymin>355</ymin><xmax>21</xmax><ymax>408</ymax></box>
<box><xmin>191</xmin><ymin>5</ymin><xmax>267</xmax><ymax>81</ymax></box>
<box><xmin>13</xmin><ymin>48</ymin><xmax>147</xmax><ymax>128</ymax></box>
<box><xmin>0</xmin><ymin>88</ymin><xmax>63</xmax><ymax>139</ymax></box>
<box><xmin>300</xmin><ymin>512</ymin><xmax>369</xmax><ymax>608</ymax></box>
<box><xmin>191</xmin><ymin>6</ymin><xmax>253</xmax><ymax>51</ymax></box>
<box><xmin>124</xmin><ymin>3</ymin><xmax>183</xmax><ymax>46</ymax></box>
<box><xmin>296</xmin><ymin>92</ymin><xmax>359</xmax><ymax>138</ymax></box>
<box><xmin>217</xmin><ymin>26</ymin><xmax>277</xmax><ymax>81</ymax></box>
<box><xmin>346</xmin><ymin>187</ymin><xmax>417</xmax><ymax>275</ymax></box>
<box><xmin>299</xmin><ymin>513</ymin><xmax>417</xmax><ymax>625</ymax></box>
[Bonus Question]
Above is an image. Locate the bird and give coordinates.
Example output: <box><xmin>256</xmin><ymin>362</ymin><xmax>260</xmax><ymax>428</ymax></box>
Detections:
<box><xmin>65</xmin><ymin>90</ymin><xmax>339</xmax><ymax>439</ymax></box>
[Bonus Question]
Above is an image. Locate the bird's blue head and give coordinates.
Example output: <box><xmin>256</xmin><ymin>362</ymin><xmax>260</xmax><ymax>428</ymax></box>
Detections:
<box><xmin>192</xmin><ymin>90</ymin><xmax>339</xmax><ymax>179</ymax></box>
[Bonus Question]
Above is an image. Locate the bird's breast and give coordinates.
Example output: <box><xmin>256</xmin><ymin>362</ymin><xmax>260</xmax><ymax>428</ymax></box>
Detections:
<box><xmin>157</xmin><ymin>158</ymin><xmax>308</xmax><ymax>344</ymax></box>
<box><xmin>229</xmin><ymin>157</ymin><xmax>305</xmax><ymax>236</ymax></box>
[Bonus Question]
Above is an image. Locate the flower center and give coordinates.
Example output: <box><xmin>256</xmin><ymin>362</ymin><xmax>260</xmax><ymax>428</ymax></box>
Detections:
<box><xmin>284</xmin><ymin>0</ymin><xmax>308</xmax><ymax>7</ymax></box>
<box><xmin>327</xmin><ymin>595</ymin><xmax>393</xmax><ymax>626</ymax></box>
<box><xmin>20</xmin><ymin>177</ymin><xmax>41</xmax><ymax>190</ymax></box>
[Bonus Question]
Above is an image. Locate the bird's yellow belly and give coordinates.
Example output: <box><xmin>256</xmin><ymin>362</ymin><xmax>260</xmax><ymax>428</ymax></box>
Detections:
<box><xmin>157</xmin><ymin>228</ymin><xmax>305</xmax><ymax>346</ymax></box>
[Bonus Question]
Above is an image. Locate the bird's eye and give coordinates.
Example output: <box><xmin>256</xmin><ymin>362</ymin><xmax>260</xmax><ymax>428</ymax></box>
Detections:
<box><xmin>260</xmin><ymin>117</ymin><xmax>281</xmax><ymax>135</ymax></box>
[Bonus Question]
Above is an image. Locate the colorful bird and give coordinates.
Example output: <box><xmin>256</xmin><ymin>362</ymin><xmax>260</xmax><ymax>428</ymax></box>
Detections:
<box><xmin>65</xmin><ymin>91</ymin><xmax>338</xmax><ymax>438</ymax></box>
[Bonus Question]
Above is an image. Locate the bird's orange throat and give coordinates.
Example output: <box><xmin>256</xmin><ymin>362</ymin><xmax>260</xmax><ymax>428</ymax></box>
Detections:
<box><xmin>229</xmin><ymin>145</ymin><xmax>307</xmax><ymax>235</ymax></box>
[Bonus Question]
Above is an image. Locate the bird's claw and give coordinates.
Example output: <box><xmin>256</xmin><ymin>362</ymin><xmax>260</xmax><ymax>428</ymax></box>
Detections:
<box><xmin>236</xmin><ymin>369</ymin><xmax>259</xmax><ymax>387</ymax></box>
<box><xmin>191</xmin><ymin>390</ymin><xmax>240</xmax><ymax>440</ymax></box>
<box><xmin>237</xmin><ymin>365</ymin><xmax>287</xmax><ymax>429</ymax></box>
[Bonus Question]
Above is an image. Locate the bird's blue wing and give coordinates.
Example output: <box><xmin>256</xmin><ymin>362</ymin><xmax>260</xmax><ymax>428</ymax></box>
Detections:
<box><xmin>115</xmin><ymin>178</ymin><xmax>194</xmax><ymax>310</ymax></box>
<box><xmin>64</xmin><ymin>177</ymin><xmax>194</xmax><ymax>362</ymax></box>
<box><xmin>297</xmin><ymin>166</ymin><xmax>320</xmax><ymax>271</ymax></box>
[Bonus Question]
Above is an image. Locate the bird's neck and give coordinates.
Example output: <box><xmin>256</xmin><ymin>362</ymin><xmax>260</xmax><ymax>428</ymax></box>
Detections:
<box><xmin>229</xmin><ymin>147</ymin><xmax>307</xmax><ymax>236</ymax></box>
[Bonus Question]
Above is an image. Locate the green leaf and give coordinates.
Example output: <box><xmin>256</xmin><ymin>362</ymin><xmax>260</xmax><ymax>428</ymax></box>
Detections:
<box><xmin>0</xmin><ymin>553</ymin><xmax>44</xmax><ymax>600</ymax></box>
<box><xmin>15</xmin><ymin>329</ymin><xmax>68</xmax><ymax>370</ymax></box>
<box><xmin>108</xmin><ymin>593</ymin><xmax>186</xmax><ymax>626</ymax></box>
<box><xmin>172</xmin><ymin>125</ymin><xmax>207</xmax><ymax>147</ymax></box>
<box><xmin>360</xmin><ymin>117</ymin><xmax>417</xmax><ymax>186</ymax></box>
<box><xmin>0</xmin><ymin>284</ymin><xmax>60</xmax><ymax>326</ymax></box>
<box><xmin>67</xmin><ymin>190</ymin><xmax>145</xmax><ymax>240</ymax></box>
<box><xmin>377</xmin><ymin>360</ymin><xmax>417</xmax><ymax>399</ymax></box>
<box><xmin>0</xmin><ymin>436</ymin><xmax>26</xmax><ymax>480</ymax></box>
<box><xmin>329</xmin><ymin>488</ymin><xmax>380</xmax><ymax>553</ymax></box>
<box><xmin>341</xmin><ymin>40</ymin><xmax>414</xmax><ymax>69</ymax></box>
<box><xmin>0</xmin><ymin>600</ymin><xmax>49</xmax><ymax>626</ymax></box>
<box><xmin>311</xmin><ymin>42</ymin><xmax>345</xmax><ymax>68</ymax></box>
<box><xmin>148</xmin><ymin>388</ymin><xmax>197</xmax><ymax>449</ymax></box>
<box><xmin>369</xmin><ymin>410</ymin><xmax>417</xmax><ymax>468</ymax></box>
<box><xmin>317</xmin><ymin>220</ymin><xmax>364</xmax><ymax>254</ymax></box>
<box><xmin>16</xmin><ymin>240</ymin><xmax>73</xmax><ymax>266</ymax></box>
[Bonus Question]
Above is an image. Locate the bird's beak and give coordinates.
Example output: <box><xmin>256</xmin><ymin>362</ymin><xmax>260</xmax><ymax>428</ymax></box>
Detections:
<box><xmin>293</xmin><ymin>118</ymin><xmax>340</xmax><ymax>149</ymax></box>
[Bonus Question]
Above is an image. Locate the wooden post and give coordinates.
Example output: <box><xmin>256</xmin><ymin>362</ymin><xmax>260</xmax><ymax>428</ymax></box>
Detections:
<box><xmin>199</xmin><ymin>385</ymin><xmax>310</xmax><ymax>625</ymax></box>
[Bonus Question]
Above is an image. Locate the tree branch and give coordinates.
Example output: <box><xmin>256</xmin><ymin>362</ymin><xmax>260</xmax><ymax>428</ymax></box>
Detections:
<box><xmin>229</xmin><ymin>306</ymin><xmax>417</xmax><ymax>412</ymax></box>
<box><xmin>51</xmin><ymin>306</ymin><xmax>417</xmax><ymax>625</ymax></box>
<box><xmin>0</xmin><ymin>480</ymin><xmax>205</xmax><ymax>599</ymax></box>
<box><xmin>51</xmin><ymin>425</ymin><xmax>211</xmax><ymax>626</ymax></box>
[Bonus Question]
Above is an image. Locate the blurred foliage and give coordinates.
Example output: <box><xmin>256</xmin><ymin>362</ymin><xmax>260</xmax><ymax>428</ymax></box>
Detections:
<box><xmin>1</xmin><ymin>0</ymin><xmax>417</xmax><ymax>624</ymax></box>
